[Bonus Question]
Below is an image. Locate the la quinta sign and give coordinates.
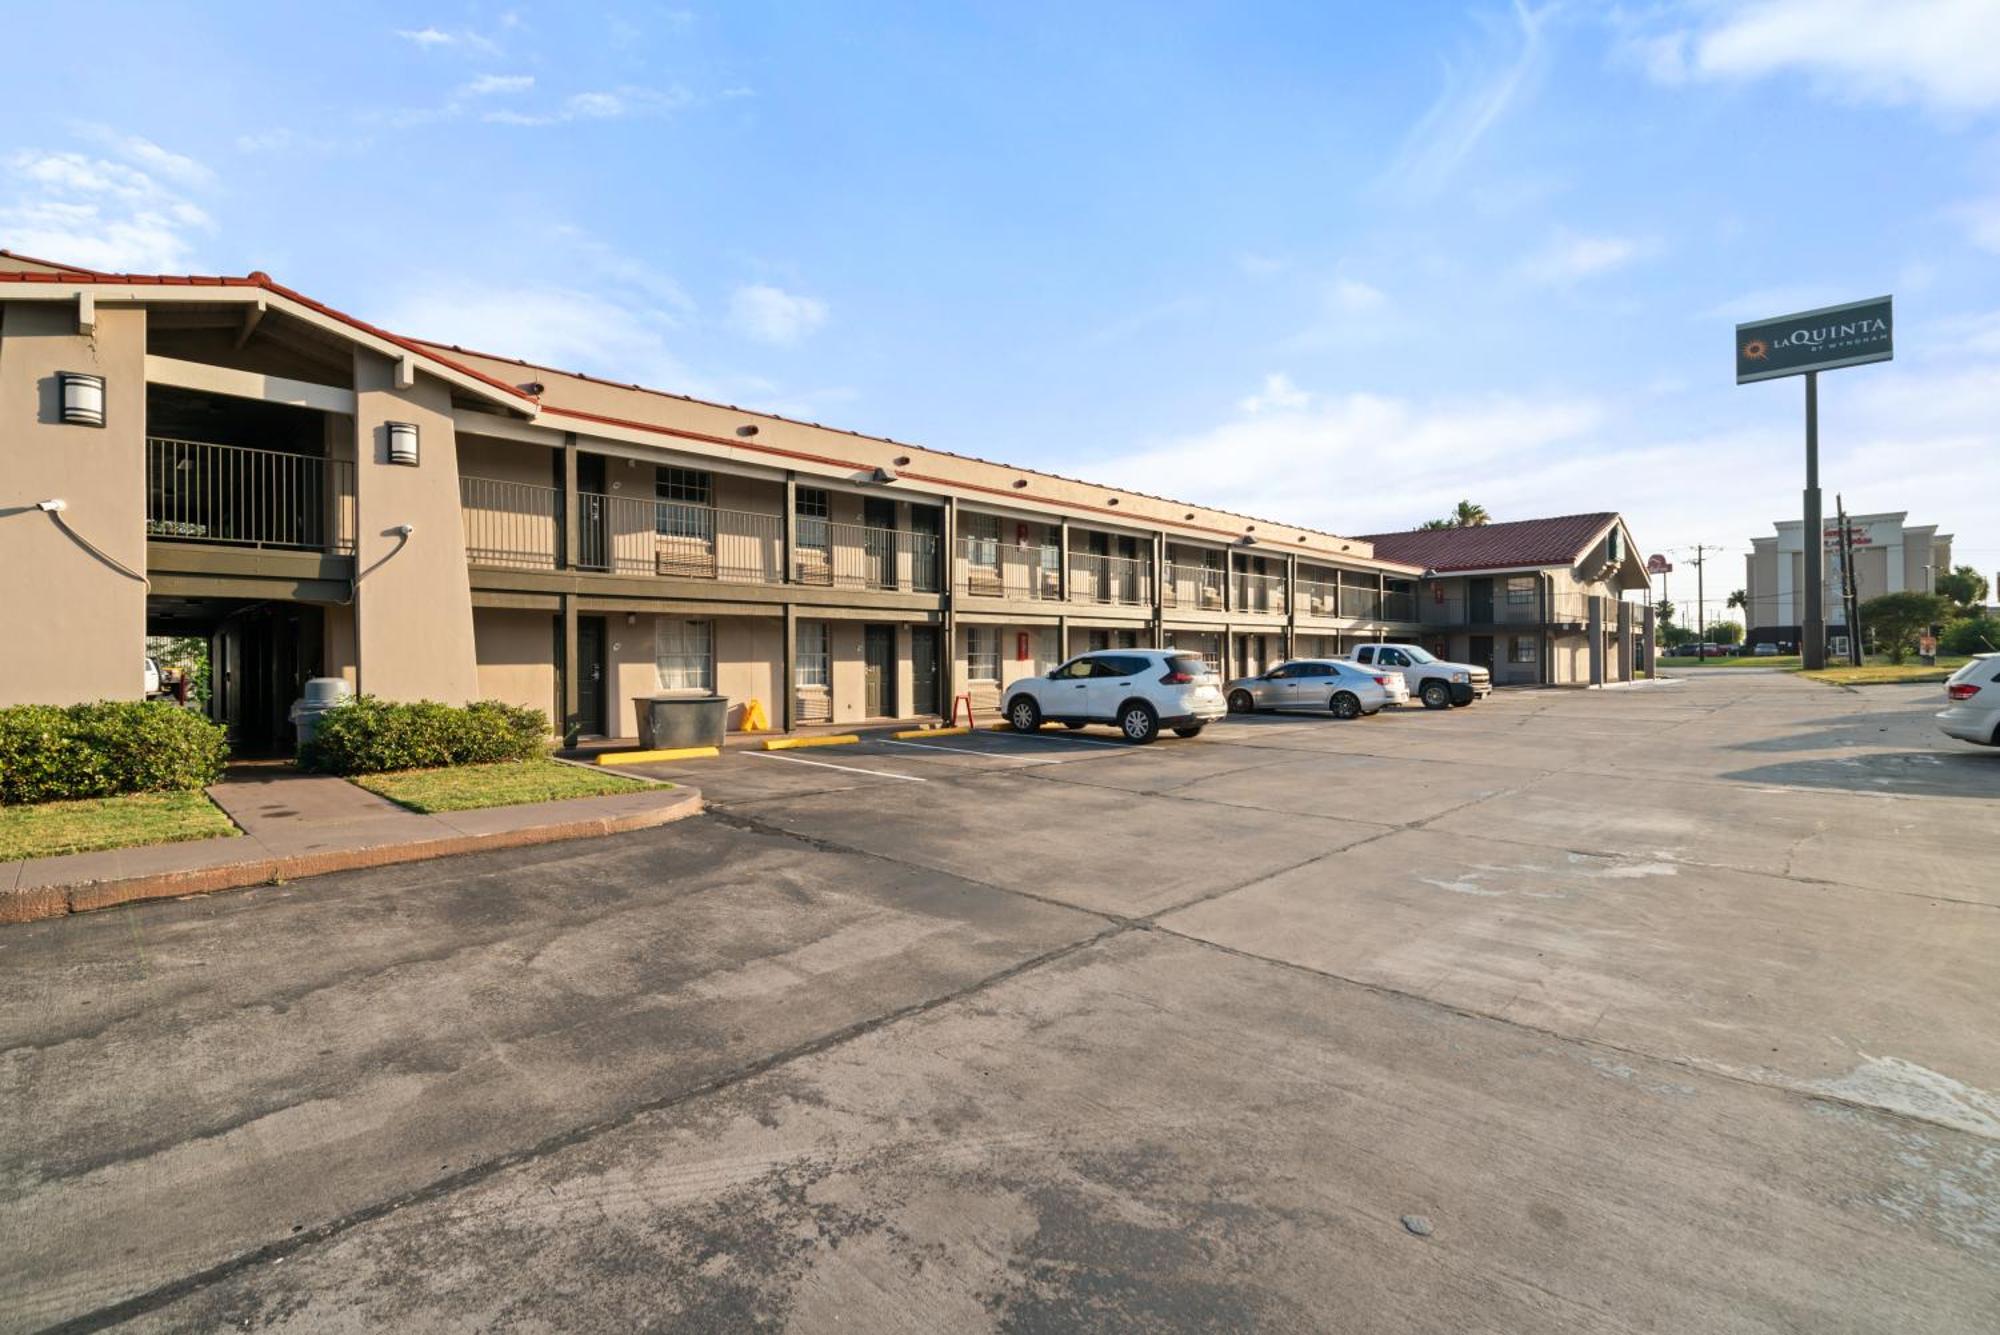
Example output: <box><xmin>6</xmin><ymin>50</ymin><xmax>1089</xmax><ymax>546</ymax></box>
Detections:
<box><xmin>1736</xmin><ymin>296</ymin><xmax>1892</xmax><ymax>384</ymax></box>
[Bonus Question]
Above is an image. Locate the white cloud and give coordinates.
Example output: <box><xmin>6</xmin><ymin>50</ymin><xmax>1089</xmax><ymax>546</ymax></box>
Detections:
<box><xmin>1633</xmin><ymin>0</ymin><xmax>2000</xmax><ymax>115</ymax></box>
<box><xmin>382</xmin><ymin>283</ymin><xmax>704</xmax><ymax>395</ymax></box>
<box><xmin>1237</xmin><ymin>373</ymin><xmax>1313</xmax><ymax>415</ymax></box>
<box><xmin>395</xmin><ymin>26</ymin><xmax>454</xmax><ymax>47</ymax></box>
<box><xmin>729</xmin><ymin>283</ymin><xmax>828</xmax><ymax>344</ymax></box>
<box><xmin>0</xmin><ymin>138</ymin><xmax>216</xmax><ymax>271</ymax></box>
<box><xmin>483</xmin><ymin>85</ymin><xmax>692</xmax><ymax>126</ymax></box>
<box><xmin>1381</xmin><ymin>1</ymin><xmax>1551</xmax><ymax>198</ymax></box>
<box><xmin>1954</xmin><ymin>197</ymin><xmax>2000</xmax><ymax>253</ymax></box>
<box><xmin>463</xmin><ymin>73</ymin><xmax>534</xmax><ymax>96</ymax></box>
<box><xmin>1235</xmin><ymin>251</ymin><xmax>1288</xmax><ymax>278</ymax></box>
<box><xmin>1330</xmin><ymin>277</ymin><xmax>1387</xmax><ymax>313</ymax></box>
<box><xmin>1518</xmin><ymin>230</ymin><xmax>1650</xmax><ymax>284</ymax></box>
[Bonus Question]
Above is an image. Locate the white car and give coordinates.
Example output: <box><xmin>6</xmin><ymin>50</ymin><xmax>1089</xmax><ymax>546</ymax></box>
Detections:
<box><xmin>1937</xmin><ymin>653</ymin><xmax>2000</xmax><ymax>747</ymax></box>
<box><xmin>1005</xmin><ymin>649</ymin><xmax>1226</xmax><ymax>743</ymax></box>
<box><xmin>1342</xmin><ymin>643</ymin><xmax>1491</xmax><ymax>709</ymax></box>
<box><xmin>1225</xmin><ymin>658</ymin><xmax>1408</xmax><ymax>718</ymax></box>
<box><xmin>143</xmin><ymin>657</ymin><xmax>161</xmax><ymax>696</ymax></box>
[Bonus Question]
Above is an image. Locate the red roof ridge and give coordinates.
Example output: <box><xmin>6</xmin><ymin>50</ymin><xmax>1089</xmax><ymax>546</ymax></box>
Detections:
<box><xmin>0</xmin><ymin>269</ymin><xmax>537</xmax><ymax>406</ymax></box>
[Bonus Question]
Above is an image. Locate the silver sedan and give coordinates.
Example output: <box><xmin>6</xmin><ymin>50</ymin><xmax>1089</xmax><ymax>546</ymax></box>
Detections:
<box><xmin>1224</xmin><ymin>659</ymin><xmax>1405</xmax><ymax>719</ymax></box>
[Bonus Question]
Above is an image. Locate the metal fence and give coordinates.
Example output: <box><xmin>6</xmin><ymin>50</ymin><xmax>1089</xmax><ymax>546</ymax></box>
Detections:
<box><xmin>795</xmin><ymin>518</ymin><xmax>939</xmax><ymax>590</ymax></box>
<box><xmin>146</xmin><ymin>437</ymin><xmax>355</xmax><ymax>553</ymax></box>
<box><xmin>460</xmin><ymin>476</ymin><xmax>561</xmax><ymax>569</ymax></box>
<box><xmin>1232</xmin><ymin>570</ymin><xmax>1287</xmax><ymax>615</ymax></box>
<box><xmin>1162</xmin><ymin>562</ymin><xmax>1226</xmax><ymax>610</ymax></box>
<box><xmin>1070</xmin><ymin>552</ymin><xmax>1152</xmax><ymax>606</ymax></box>
<box><xmin>958</xmin><ymin>538</ymin><xmax>1061</xmax><ymax>599</ymax></box>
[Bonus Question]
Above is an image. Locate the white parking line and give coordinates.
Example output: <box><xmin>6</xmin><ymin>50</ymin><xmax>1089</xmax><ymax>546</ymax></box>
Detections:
<box><xmin>880</xmin><ymin>738</ymin><xmax>1064</xmax><ymax>764</ymax></box>
<box><xmin>996</xmin><ymin>729</ymin><xmax>1130</xmax><ymax>748</ymax></box>
<box><xmin>743</xmin><ymin>750</ymin><xmax>926</xmax><ymax>782</ymax></box>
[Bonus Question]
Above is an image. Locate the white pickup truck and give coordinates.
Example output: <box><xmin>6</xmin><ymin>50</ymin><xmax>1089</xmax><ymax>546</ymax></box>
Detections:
<box><xmin>1342</xmin><ymin>643</ymin><xmax>1492</xmax><ymax>709</ymax></box>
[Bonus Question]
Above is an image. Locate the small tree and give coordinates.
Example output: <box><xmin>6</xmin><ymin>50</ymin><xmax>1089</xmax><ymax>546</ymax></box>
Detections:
<box><xmin>1703</xmin><ymin>620</ymin><xmax>1743</xmax><ymax>646</ymax></box>
<box><xmin>1654</xmin><ymin>599</ymin><xmax>1676</xmax><ymax>626</ymax></box>
<box><xmin>1726</xmin><ymin>588</ymin><xmax>1747</xmax><ymax>613</ymax></box>
<box><xmin>1858</xmin><ymin>591</ymin><xmax>1950</xmax><ymax>664</ymax></box>
<box><xmin>1935</xmin><ymin>565</ymin><xmax>1990</xmax><ymax>611</ymax></box>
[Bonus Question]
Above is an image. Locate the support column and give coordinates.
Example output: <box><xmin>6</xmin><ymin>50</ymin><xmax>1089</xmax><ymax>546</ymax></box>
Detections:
<box><xmin>1285</xmin><ymin>553</ymin><xmax>1299</xmax><ymax>657</ymax></box>
<box><xmin>1539</xmin><ymin>575</ymin><xmax>1553</xmax><ymax>685</ymax></box>
<box><xmin>1587</xmin><ymin>596</ymin><xmax>1605</xmax><ymax>686</ymax></box>
<box><xmin>1151</xmin><ymin>530</ymin><xmax>1166</xmax><ymax>645</ymax></box>
<box><xmin>1057</xmin><ymin>518</ymin><xmax>1071</xmax><ymax>602</ymax></box>
<box><xmin>1222</xmin><ymin>549</ymin><xmax>1234</xmax><ymax>613</ymax></box>
<box><xmin>1802</xmin><ymin>371</ymin><xmax>1825</xmax><ymax>670</ymax></box>
<box><xmin>561</xmin><ymin>594</ymin><xmax>580</xmax><ymax>744</ymax></box>
<box><xmin>781</xmin><ymin>603</ymin><xmax>797</xmax><ymax>733</ymax></box>
<box><xmin>560</xmin><ymin>432</ymin><xmax>579</xmax><ymax>571</ymax></box>
<box><xmin>942</xmin><ymin>497</ymin><xmax>961</xmax><ymax>712</ymax></box>
<box><xmin>783</xmin><ymin>471</ymin><xmax>798</xmax><ymax>584</ymax></box>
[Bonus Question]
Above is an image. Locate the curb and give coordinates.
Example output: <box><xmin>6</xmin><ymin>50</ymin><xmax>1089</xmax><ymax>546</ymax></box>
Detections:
<box><xmin>1</xmin><ymin>789</ymin><xmax>703</xmax><ymax>926</ymax></box>
<box><xmin>761</xmin><ymin>734</ymin><xmax>860</xmax><ymax>750</ymax></box>
<box><xmin>892</xmin><ymin>725</ymin><xmax>970</xmax><ymax>739</ymax></box>
<box><xmin>597</xmin><ymin>746</ymin><xmax>720</xmax><ymax>765</ymax></box>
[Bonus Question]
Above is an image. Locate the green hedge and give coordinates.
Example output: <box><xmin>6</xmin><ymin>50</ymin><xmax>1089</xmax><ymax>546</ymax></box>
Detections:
<box><xmin>0</xmin><ymin>702</ymin><xmax>230</xmax><ymax>806</ymax></box>
<box><xmin>299</xmin><ymin>697</ymin><xmax>548</xmax><ymax>775</ymax></box>
<box><xmin>1942</xmin><ymin>615</ymin><xmax>2000</xmax><ymax>657</ymax></box>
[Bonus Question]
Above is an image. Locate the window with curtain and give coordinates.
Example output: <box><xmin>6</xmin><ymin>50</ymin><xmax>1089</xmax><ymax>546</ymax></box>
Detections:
<box><xmin>962</xmin><ymin>512</ymin><xmax>1000</xmax><ymax>568</ymax></box>
<box><xmin>795</xmin><ymin>621</ymin><xmax>829</xmax><ymax>687</ymax></box>
<box><xmin>967</xmin><ymin>627</ymin><xmax>999</xmax><ymax>680</ymax></box>
<box><xmin>1510</xmin><ymin>636</ymin><xmax>1538</xmax><ymax>663</ymax></box>
<box><xmin>1507</xmin><ymin>576</ymin><xmax>1536</xmax><ymax>605</ymax></box>
<box><xmin>655</xmin><ymin>619</ymin><xmax>713</xmax><ymax>691</ymax></box>
<box><xmin>795</xmin><ymin>487</ymin><xmax>830</xmax><ymax>549</ymax></box>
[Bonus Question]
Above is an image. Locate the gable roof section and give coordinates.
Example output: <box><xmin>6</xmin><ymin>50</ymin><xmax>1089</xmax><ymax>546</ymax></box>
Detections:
<box><xmin>0</xmin><ymin>268</ymin><xmax>538</xmax><ymax>411</ymax></box>
<box><xmin>1359</xmin><ymin>513</ymin><xmax>1620</xmax><ymax>573</ymax></box>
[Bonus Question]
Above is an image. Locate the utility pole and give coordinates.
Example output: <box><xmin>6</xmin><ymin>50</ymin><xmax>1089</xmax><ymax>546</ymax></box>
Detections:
<box><xmin>1686</xmin><ymin>544</ymin><xmax>1725</xmax><ymax>657</ymax></box>
<box><xmin>1802</xmin><ymin>371</ymin><xmax>1825</xmax><ymax>669</ymax></box>
<box><xmin>1837</xmin><ymin>495</ymin><xmax>1862</xmax><ymax>665</ymax></box>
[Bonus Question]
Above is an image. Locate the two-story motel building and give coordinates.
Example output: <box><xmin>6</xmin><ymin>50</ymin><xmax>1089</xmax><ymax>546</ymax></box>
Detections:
<box><xmin>1</xmin><ymin>252</ymin><xmax>1651</xmax><ymax>747</ymax></box>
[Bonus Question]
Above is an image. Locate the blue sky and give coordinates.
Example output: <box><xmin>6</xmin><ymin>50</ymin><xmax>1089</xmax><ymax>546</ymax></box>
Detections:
<box><xmin>6</xmin><ymin>1</ymin><xmax>1999</xmax><ymax>617</ymax></box>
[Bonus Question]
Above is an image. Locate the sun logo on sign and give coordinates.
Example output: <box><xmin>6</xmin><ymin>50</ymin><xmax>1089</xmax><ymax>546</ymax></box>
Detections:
<box><xmin>1742</xmin><ymin>339</ymin><xmax>1768</xmax><ymax>361</ymax></box>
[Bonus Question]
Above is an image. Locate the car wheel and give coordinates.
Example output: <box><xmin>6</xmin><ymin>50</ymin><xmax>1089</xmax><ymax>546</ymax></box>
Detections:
<box><xmin>1330</xmin><ymin>691</ymin><xmax>1361</xmax><ymax>720</ymax></box>
<box><xmin>1007</xmin><ymin>697</ymin><xmax>1042</xmax><ymax>732</ymax></box>
<box><xmin>1119</xmin><ymin>701</ymin><xmax>1159</xmax><ymax>744</ymax></box>
<box><xmin>1172</xmin><ymin>724</ymin><xmax>1204</xmax><ymax>738</ymax></box>
<box><xmin>1420</xmin><ymin>680</ymin><xmax>1452</xmax><ymax>710</ymax></box>
<box><xmin>1064</xmin><ymin>720</ymin><xmax>1087</xmax><ymax>730</ymax></box>
<box><xmin>1227</xmin><ymin>689</ymin><xmax>1255</xmax><ymax>714</ymax></box>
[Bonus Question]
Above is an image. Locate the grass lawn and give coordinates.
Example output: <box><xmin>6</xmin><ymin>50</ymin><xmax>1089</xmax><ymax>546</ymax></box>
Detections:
<box><xmin>0</xmin><ymin>790</ymin><xmax>239</xmax><ymax>862</ymax></box>
<box><xmin>1798</xmin><ymin>657</ymin><xmax>1969</xmax><ymax>686</ymax></box>
<box><xmin>352</xmin><ymin>758</ymin><xmax>654</xmax><ymax>814</ymax></box>
<box><xmin>1659</xmin><ymin>654</ymin><xmax>1801</xmax><ymax>669</ymax></box>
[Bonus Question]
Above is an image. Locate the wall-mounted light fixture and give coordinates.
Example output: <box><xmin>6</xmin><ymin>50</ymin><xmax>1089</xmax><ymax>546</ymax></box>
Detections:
<box><xmin>386</xmin><ymin>422</ymin><xmax>420</xmax><ymax>466</ymax></box>
<box><xmin>59</xmin><ymin>372</ymin><xmax>105</xmax><ymax>427</ymax></box>
<box><xmin>870</xmin><ymin>465</ymin><xmax>898</xmax><ymax>484</ymax></box>
<box><xmin>735</xmin><ymin>424</ymin><xmax>760</xmax><ymax>438</ymax></box>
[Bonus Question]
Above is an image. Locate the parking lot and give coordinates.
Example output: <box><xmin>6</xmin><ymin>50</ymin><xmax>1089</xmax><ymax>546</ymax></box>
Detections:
<box><xmin>4</xmin><ymin>672</ymin><xmax>1998</xmax><ymax>1331</ymax></box>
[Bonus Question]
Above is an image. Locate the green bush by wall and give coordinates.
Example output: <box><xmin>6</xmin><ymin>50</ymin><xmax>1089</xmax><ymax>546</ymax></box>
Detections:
<box><xmin>0</xmin><ymin>702</ymin><xmax>230</xmax><ymax>805</ymax></box>
<box><xmin>1941</xmin><ymin>615</ymin><xmax>2000</xmax><ymax>657</ymax></box>
<box><xmin>300</xmin><ymin>698</ymin><xmax>548</xmax><ymax>775</ymax></box>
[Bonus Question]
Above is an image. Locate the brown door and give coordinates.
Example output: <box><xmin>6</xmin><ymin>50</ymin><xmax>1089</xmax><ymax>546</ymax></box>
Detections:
<box><xmin>864</xmin><ymin>625</ymin><xmax>896</xmax><ymax>718</ymax></box>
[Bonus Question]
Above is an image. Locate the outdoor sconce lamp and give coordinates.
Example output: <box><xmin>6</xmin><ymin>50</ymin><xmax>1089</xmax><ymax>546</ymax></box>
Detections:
<box><xmin>386</xmin><ymin>421</ymin><xmax>420</xmax><ymax>466</ymax></box>
<box><xmin>59</xmin><ymin>372</ymin><xmax>105</xmax><ymax>427</ymax></box>
<box><xmin>870</xmin><ymin>465</ymin><xmax>898</xmax><ymax>484</ymax></box>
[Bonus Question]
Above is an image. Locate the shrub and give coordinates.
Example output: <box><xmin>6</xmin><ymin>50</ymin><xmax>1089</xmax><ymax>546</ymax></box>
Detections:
<box><xmin>0</xmin><ymin>701</ymin><xmax>229</xmax><ymax>805</ymax></box>
<box><xmin>1941</xmin><ymin>615</ymin><xmax>2000</xmax><ymax>657</ymax></box>
<box><xmin>300</xmin><ymin>697</ymin><xmax>548</xmax><ymax>775</ymax></box>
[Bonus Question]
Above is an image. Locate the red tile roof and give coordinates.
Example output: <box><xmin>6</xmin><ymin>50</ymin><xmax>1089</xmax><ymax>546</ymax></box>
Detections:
<box><xmin>0</xmin><ymin>268</ymin><xmax>538</xmax><ymax>406</ymax></box>
<box><xmin>1359</xmin><ymin>512</ymin><xmax>1620</xmax><ymax>573</ymax></box>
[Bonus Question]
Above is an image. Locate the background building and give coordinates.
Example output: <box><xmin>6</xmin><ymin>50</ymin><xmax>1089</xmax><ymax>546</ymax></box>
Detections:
<box><xmin>1743</xmin><ymin>512</ymin><xmax>1952</xmax><ymax>649</ymax></box>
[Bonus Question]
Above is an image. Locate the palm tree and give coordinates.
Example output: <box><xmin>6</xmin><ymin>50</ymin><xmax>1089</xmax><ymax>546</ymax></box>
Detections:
<box><xmin>1727</xmin><ymin>588</ymin><xmax>1747</xmax><ymax>613</ymax></box>
<box><xmin>1418</xmin><ymin>501</ymin><xmax>1491</xmax><ymax>530</ymax></box>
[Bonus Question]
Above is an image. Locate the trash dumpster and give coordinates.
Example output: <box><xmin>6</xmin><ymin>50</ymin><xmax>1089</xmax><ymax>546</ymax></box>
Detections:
<box><xmin>633</xmin><ymin>694</ymin><xmax>729</xmax><ymax>749</ymax></box>
<box><xmin>288</xmin><ymin>677</ymin><xmax>353</xmax><ymax>753</ymax></box>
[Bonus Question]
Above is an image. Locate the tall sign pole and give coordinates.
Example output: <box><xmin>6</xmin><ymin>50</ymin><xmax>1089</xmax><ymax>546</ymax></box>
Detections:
<box><xmin>1803</xmin><ymin>371</ymin><xmax>1823</xmax><ymax>668</ymax></box>
<box><xmin>1737</xmin><ymin>296</ymin><xmax>1892</xmax><ymax>671</ymax></box>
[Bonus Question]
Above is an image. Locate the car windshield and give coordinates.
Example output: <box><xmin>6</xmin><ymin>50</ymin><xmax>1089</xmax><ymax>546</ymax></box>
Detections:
<box><xmin>1403</xmin><ymin>647</ymin><xmax>1437</xmax><ymax>664</ymax></box>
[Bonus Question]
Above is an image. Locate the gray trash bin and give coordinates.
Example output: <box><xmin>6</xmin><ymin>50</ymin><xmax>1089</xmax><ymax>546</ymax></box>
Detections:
<box><xmin>288</xmin><ymin>677</ymin><xmax>353</xmax><ymax>753</ymax></box>
<box><xmin>634</xmin><ymin>694</ymin><xmax>729</xmax><ymax>749</ymax></box>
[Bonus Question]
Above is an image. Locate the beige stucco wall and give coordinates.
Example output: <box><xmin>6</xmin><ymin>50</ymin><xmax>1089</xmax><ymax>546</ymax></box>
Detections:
<box><xmin>324</xmin><ymin>603</ymin><xmax>359</xmax><ymax>690</ymax></box>
<box><xmin>350</xmin><ymin>351</ymin><xmax>479</xmax><ymax>702</ymax></box>
<box><xmin>0</xmin><ymin>302</ymin><xmax>149</xmax><ymax>705</ymax></box>
<box><xmin>472</xmin><ymin>607</ymin><xmax>555</xmax><ymax>721</ymax></box>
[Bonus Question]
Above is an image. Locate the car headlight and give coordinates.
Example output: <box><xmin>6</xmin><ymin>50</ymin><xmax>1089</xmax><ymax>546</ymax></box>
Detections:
<box><xmin>1451</xmin><ymin>671</ymin><xmax>1468</xmax><ymax>683</ymax></box>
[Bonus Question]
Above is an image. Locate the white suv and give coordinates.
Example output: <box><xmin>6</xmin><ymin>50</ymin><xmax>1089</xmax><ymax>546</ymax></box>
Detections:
<box><xmin>1005</xmin><ymin>650</ymin><xmax>1226</xmax><ymax>743</ymax></box>
<box><xmin>1937</xmin><ymin>654</ymin><xmax>2000</xmax><ymax>747</ymax></box>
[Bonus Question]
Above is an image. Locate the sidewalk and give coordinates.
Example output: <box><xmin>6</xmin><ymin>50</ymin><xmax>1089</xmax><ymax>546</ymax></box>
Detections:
<box><xmin>2</xmin><ymin>768</ymin><xmax>702</xmax><ymax>925</ymax></box>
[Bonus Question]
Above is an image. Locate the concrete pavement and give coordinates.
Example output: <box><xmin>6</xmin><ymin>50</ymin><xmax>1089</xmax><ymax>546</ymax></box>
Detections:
<box><xmin>3</xmin><ymin>672</ymin><xmax>1995</xmax><ymax>1331</ymax></box>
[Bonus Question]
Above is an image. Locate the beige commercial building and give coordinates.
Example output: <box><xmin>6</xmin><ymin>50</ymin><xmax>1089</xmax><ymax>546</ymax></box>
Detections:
<box><xmin>1743</xmin><ymin>513</ymin><xmax>1952</xmax><ymax>649</ymax></box>
<box><xmin>4</xmin><ymin>250</ymin><xmax>1488</xmax><ymax>748</ymax></box>
<box><xmin>1360</xmin><ymin>514</ymin><xmax>1654</xmax><ymax>686</ymax></box>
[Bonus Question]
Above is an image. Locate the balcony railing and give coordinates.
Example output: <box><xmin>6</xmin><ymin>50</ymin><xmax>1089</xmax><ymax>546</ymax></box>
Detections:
<box><xmin>794</xmin><ymin>518</ymin><xmax>939</xmax><ymax>591</ymax></box>
<box><xmin>1232</xmin><ymin>570</ymin><xmax>1287</xmax><ymax>616</ymax></box>
<box><xmin>146</xmin><ymin>437</ymin><xmax>355</xmax><ymax>553</ymax></box>
<box><xmin>1162</xmin><ymin>562</ymin><xmax>1225</xmax><ymax>610</ymax></box>
<box><xmin>461</xmin><ymin>476</ymin><xmax>561</xmax><ymax>570</ymax></box>
<box><xmin>576</xmin><ymin>490</ymin><xmax>786</xmax><ymax>582</ymax></box>
<box><xmin>958</xmin><ymin>539</ymin><xmax>1061</xmax><ymax>600</ymax></box>
<box><xmin>1070</xmin><ymin>552</ymin><xmax>1152</xmax><ymax>606</ymax></box>
<box><xmin>1382</xmin><ymin>589</ymin><xmax>1418</xmax><ymax>621</ymax></box>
